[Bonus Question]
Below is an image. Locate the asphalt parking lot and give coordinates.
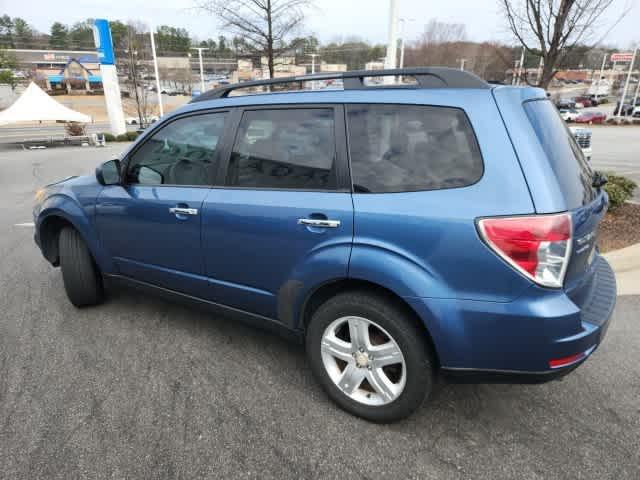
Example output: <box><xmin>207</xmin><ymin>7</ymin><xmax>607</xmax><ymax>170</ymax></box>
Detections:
<box><xmin>590</xmin><ymin>126</ymin><xmax>640</xmax><ymax>203</ymax></box>
<box><xmin>1</xmin><ymin>144</ymin><xmax>639</xmax><ymax>479</ymax></box>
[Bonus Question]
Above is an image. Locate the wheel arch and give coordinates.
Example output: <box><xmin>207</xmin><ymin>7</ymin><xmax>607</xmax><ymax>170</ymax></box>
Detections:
<box><xmin>299</xmin><ymin>278</ymin><xmax>441</xmax><ymax>368</ymax></box>
<box><xmin>37</xmin><ymin>199</ymin><xmax>113</xmax><ymax>273</ymax></box>
<box><xmin>38</xmin><ymin>214</ymin><xmax>75</xmax><ymax>266</ymax></box>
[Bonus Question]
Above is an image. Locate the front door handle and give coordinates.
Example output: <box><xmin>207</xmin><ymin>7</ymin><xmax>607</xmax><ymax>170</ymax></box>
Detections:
<box><xmin>169</xmin><ymin>207</ymin><xmax>198</xmax><ymax>216</ymax></box>
<box><xmin>298</xmin><ymin>218</ymin><xmax>341</xmax><ymax>228</ymax></box>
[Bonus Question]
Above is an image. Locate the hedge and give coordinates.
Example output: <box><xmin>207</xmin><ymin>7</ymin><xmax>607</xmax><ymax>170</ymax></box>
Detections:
<box><xmin>600</xmin><ymin>171</ymin><xmax>637</xmax><ymax>211</ymax></box>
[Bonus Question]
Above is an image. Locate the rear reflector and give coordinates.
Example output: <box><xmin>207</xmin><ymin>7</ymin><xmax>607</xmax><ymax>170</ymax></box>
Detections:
<box><xmin>549</xmin><ymin>351</ymin><xmax>588</xmax><ymax>369</ymax></box>
<box><xmin>477</xmin><ymin>213</ymin><xmax>572</xmax><ymax>288</ymax></box>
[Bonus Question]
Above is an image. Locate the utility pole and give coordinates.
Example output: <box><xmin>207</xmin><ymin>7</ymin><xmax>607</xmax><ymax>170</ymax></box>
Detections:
<box><xmin>191</xmin><ymin>47</ymin><xmax>208</xmax><ymax>93</ymax></box>
<box><xmin>458</xmin><ymin>58</ymin><xmax>467</xmax><ymax>71</ymax></box>
<box><xmin>149</xmin><ymin>23</ymin><xmax>163</xmax><ymax>118</ymax></box>
<box><xmin>617</xmin><ymin>47</ymin><xmax>637</xmax><ymax>117</ymax></box>
<box><xmin>384</xmin><ymin>0</ymin><xmax>399</xmax><ymax>84</ymax></box>
<box><xmin>593</xmin><ymin>53</ymin><xmax>607</xmax><ymax>101</ymax></box>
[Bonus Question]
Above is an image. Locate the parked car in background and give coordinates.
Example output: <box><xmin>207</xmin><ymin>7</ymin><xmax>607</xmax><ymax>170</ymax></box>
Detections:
<box><xmin>614</xmin><ymin>101</ymin><xmax>635</xmax><ymax>116</ymax></box>
<box><xmin>574</xmin><ymin>111</ymin><xmax>606</xmax><ymax>124</ymax></box>
<box><xmin>125</xmin><ymin>115</ymin><xmax>159</xmax><ymax>126</ymax></box>
<box><xmin>32</xmin><ymin>68</ymin><xmax>616</xmax><ymax>422</ymax></box>
<box><xmin>556</xmin><ymin>99</ymin><xmax>576</xmax><ymax>109</ymax></box>
<box><xmin>573</xmin><ymin>96</ymin><xmax>592</xmax><ymax>108</ymax></box>
<box><xmin>569</xmin><ymin>126</ymin><xmax>592</xmax><ymax>160</ymax></box>
<box><xmin>560</xmin><ymin>108</ymin><xmax>580</xmax><ymax>122</ymax></box>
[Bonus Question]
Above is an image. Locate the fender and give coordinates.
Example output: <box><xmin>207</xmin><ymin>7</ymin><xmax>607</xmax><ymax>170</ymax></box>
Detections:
<box><xmin>37</xmin><ymin>194</ymin><xmax>116</xmax><ymax>274</ymax></box>
<box><xmin>348</xmin><ymin>241</ymin><xmax>450</xmax><ymax>299</ymax></box>
<box><xmin>277</xmin><ymin>239</ymin><xmax>352</xmax><ymax>329</ymax></box>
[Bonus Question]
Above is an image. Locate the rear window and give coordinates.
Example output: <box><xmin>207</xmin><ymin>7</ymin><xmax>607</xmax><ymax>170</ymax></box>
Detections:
<box><xmin>346</xmin><ymin>104</ymin><xmax>483</xmax><ymax>193</ymax></box>
<box><xmin>523</xmin><ymin>99</ymin><xmax>595</xmax><ymax>207</ymax></box>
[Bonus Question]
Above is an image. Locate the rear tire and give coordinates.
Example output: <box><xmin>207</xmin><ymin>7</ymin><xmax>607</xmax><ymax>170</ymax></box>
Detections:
<box><xmin>306</xmin><ymin>291</ymin><xmax>434</xmax><ymax>423</ymax></box>
<box><xmin>59</xmin><ymin>227</ymin><xmax>104</xmax><ymax>307</ymax></box>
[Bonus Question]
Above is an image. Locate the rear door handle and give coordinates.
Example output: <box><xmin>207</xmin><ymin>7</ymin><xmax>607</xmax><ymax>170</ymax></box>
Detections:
<box><xmin>169</xmin><ymin>207</ymin><xmax>198</xmax><ymax>216</ymax></box>
<box><xmin>298</xmin><ymin>218</ymin><xmax>340</xmax><ymax>228</ymax></box>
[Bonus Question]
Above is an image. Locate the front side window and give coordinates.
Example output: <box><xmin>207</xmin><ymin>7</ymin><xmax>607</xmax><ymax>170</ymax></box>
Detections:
<box><xmin>226</xmin><ymin>108</ymin><xmax>337</xmax><ymax>190</ymax></box>
<box><xmin>346</xmin><ymin>104</ymin><xmax>483</xmax><ymax>193</ymax></box>
<box><xmin>126</xmin><ymin>112</ymin><xmax>227</xmax><ymax>186</ymax></box>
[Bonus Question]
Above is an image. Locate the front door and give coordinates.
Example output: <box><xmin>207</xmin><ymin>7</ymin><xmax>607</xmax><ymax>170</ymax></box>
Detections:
<box><xmin>201</xmin><ymin>106</ymin><xmax>353</xmax><ymax>322</ymax></box>
<box><xmin>96</xmin><ymin>111</ymin><xmax>229</xmax><ymax>297</ymax></box>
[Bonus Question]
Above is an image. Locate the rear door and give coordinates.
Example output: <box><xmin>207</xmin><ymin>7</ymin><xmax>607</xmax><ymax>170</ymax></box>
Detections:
<box><xmin>200</xmin><ymin>105</ymin><xmax>353</xmax><ymax>322</ymax></box>
<box><xmin>96</xmin><ymin>111</ymin><xmax>229</xmax><ymax>297</ymax></box>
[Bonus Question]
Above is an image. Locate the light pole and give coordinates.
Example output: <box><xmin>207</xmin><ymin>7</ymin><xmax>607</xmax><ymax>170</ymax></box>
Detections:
<box><xmin>398</xmin><ymin>17</ymin><xmax>414</xmax><ymax>71</ymax></box>
<box><xmin>310</xmin><ymin>53</ymin><xmax>319</xmax><ymax>74</ymax></box>
<box><xmin>536</xmin><ymin>57</ymin><xmax>543</xmax><ymax>85</ymax></box>
<box><xmin>384</xmin><ymin>0</ymin><xmax>399</xmax><ymax>83</ymax></box>
<box><xmin>191</xmin><ymin>47</ymin><xmax>208</xmax><ymax>93</ymax></box>
<box><xmin>593</xmin><ymin>53</ymin><xmax>607</xmax><ymax>101</ymax></box>
<box><xmin>516</xmin><ymin>47</ymin><xmax>525</xmax><ymax>85</ymax></box>
<box><xmin>149</xmin><ymin>23</ymin><xmax>163</xmax><ymax>118</ymax></box>
<box><xmin>309</xmin><ymin>52</ymin><xmax>319</xmax><ymax>90</ymax></box>
<box><xmin>617</xmin><ymin>47</ymin><xmax>638</xmax><ymax>117</ymax></box>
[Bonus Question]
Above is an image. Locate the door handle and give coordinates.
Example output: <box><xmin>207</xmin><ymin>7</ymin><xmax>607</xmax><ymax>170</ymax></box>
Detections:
<box><xmin>169</xmin><ymin>207</ymin><xmax>198</xmax><ymax>216</ymax></box>
<box><xmin>298</xmin><ymin>218</ymin><xmax>340</xmax><ymax>228</ymax></box>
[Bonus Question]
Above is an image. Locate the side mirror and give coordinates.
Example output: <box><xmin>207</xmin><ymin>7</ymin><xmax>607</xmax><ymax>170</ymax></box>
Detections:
<box><xmin>96</xmin><ymin>159</ymin><xmax>121</xmax><ymax>186</ymax></box>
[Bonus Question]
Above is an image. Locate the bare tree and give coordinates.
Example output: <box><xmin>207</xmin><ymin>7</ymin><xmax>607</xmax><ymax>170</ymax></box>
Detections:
<box><xmin>500</xmin><ymin>0</ymin><xmax>629</xmax><ymax>88</ymax></box>
<box><xmin>195</xmin><ymin>0</ymin><xmax>313</xmax><ymax>78</ymax></box>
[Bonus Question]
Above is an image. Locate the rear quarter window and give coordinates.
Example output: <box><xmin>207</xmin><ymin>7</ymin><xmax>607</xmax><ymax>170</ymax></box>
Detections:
<box><xmin>523</xmin><ymin>99</ymin><xmax>595</xmax><ymax>207</ymax></box>
<box><xmin>346</xmin><ymin>104</ymin><xmax>483</xmax><ymax>193</ymax></box>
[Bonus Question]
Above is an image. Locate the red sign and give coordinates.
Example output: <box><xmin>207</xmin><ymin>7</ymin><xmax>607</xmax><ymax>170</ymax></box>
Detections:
<box><xmin>611</xmin><ymin>52</ymin><xmax>634</xmax><ymax>62</ymax></box>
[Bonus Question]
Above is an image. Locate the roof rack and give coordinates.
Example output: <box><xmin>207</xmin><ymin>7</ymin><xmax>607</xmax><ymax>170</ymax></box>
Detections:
<box><xmin>191</xmin><ymin>67</ymin><xmax>490</xmax><ymax>103</ymax></box>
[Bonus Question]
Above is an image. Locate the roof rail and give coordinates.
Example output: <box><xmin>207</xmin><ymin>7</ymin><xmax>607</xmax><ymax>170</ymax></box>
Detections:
<box><xmin>191</xmin><ymin>67</ymin><xmax>490</xmax><ymax>103</ymax></box>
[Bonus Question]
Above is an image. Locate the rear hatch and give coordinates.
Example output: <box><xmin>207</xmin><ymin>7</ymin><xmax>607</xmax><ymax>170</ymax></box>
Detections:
<box><xmin>523</xmin><ymin>99</ymin><xmax>610</xmax><ymax>309</ymax></box>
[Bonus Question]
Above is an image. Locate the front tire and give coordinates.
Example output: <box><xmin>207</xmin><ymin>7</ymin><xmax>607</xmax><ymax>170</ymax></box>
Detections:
<box><xmin>59</xmin><ymin>227</ymin><xmax>104</xmax><ymax>307</ymax></box>
<box><xmin>306</xmin><ymin>291</ymin><xmax>434</xmax><ymax>423</ymax></box>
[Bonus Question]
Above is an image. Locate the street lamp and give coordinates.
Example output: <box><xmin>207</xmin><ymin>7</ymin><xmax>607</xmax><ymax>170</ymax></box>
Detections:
<box><xmin>191</xmin><ymin>47</ymin><xmax>208</xmax><ymax>94</ymax></box>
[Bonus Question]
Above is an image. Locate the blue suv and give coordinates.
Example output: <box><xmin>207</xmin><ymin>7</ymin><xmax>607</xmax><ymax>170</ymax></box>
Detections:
<box><xmin>33</xmin><ymin>68</ymin><xmax>616</xmax><ymax>422</ymax></box>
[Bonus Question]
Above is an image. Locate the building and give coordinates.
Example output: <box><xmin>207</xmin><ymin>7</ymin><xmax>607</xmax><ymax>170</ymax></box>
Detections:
<box><xmin>365</xmin><ymin>61</ymin><xmax>385</xmax><ymax>70</ymax></box>
<box><xmin>7</xmin><ymin>49</ymin><xmax>102</xmax><ymax>93</ymax></box>
<box><xmin>319</xmin><ymin>62</ymin><xmax>347</xmax><ymax>73</ymax></box>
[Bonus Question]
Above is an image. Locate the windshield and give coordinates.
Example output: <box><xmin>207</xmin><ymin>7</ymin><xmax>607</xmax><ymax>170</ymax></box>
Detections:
<box><xmin>524</xmin><ymin>99</ymin><xmax>596</xmax><ymax>208</ymax></box>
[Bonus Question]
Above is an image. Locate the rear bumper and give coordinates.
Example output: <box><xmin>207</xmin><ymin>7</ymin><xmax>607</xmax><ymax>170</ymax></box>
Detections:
<box><xmin>406</xmin><ymin>256</ymin><xmax>616</xmax><ymax>381</ymax></box>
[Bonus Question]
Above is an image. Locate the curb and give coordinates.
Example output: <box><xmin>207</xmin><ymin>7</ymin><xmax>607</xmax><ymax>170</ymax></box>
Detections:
<box><xmin>604</xmin><ymin>242</ymin><xmax>640</xmax><ymax>296</ymax></box>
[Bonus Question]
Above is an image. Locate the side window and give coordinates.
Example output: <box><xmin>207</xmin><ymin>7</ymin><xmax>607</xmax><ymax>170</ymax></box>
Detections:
<box><xmin>346</xmin><ymin>104</ymin><xmax>483</xmax><ymax>193</ymax></box>
<box><xmin>126</xmin><ymin>112</ymin><xmax>227</xmax><ymax>186</ymax></box>
<box><xmin>226</xmin><ymin>108</ymin><xmax>337</xmax><ymax>190</ymax></box>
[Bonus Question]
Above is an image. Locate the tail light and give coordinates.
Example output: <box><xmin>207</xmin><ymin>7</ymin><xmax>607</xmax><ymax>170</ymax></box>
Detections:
<box><xmin>477</xmin><ymin>213</ymin><xmax>572</xmax><ymax>288</ymax></box>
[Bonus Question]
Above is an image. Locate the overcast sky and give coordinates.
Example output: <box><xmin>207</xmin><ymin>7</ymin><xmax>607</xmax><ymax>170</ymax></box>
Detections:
<box><xmin>1</xmin><ymin>0</ymin><xmax>638</xmax><ymax>48</ymax></box>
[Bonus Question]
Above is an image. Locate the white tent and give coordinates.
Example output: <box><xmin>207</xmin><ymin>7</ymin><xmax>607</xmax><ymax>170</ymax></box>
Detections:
<box><xmin>0</xmin><ymin>82</ymin><xmax>91</xmax><ymax>126</ymax></box>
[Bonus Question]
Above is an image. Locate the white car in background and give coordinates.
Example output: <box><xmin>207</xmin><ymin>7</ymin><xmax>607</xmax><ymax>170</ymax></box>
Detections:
<box><xmin>125</xmin><ymin>115</ymin><xmax>159</xmax><ymax>126</ymax></box>
<box><xmin>569</xmin><ymin>125</ymin><xmax>592</xmax><ymax>161</ymax></box>
<box><xmin>560</xmin><ymin>108</ymin><xmax>580</xmax><ymax>122</ymax></box>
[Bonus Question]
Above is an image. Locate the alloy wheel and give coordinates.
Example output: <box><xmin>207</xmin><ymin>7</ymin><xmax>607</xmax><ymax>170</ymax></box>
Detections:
<box><xmin>320</xmin><ymin>316</ymin><xmax>406</xmax><ymax>406</ymax></box>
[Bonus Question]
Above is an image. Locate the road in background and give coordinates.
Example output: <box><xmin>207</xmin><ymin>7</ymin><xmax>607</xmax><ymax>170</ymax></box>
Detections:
<box><xmin>0</xmin><ymin>146</ymin><xmax>639</xmax><ymax>479</ymax></box>
<box><xmin>589</xmin><ymin>126</ymin><xmax>640</xmax><ymax>203</ymax></box>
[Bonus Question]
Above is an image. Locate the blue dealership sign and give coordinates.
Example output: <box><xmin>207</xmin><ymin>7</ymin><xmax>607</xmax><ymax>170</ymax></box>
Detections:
<box><xmin>93</xmin><ymin>19</ymin><xmax>115</xmax><ymax>65</ymax></box>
